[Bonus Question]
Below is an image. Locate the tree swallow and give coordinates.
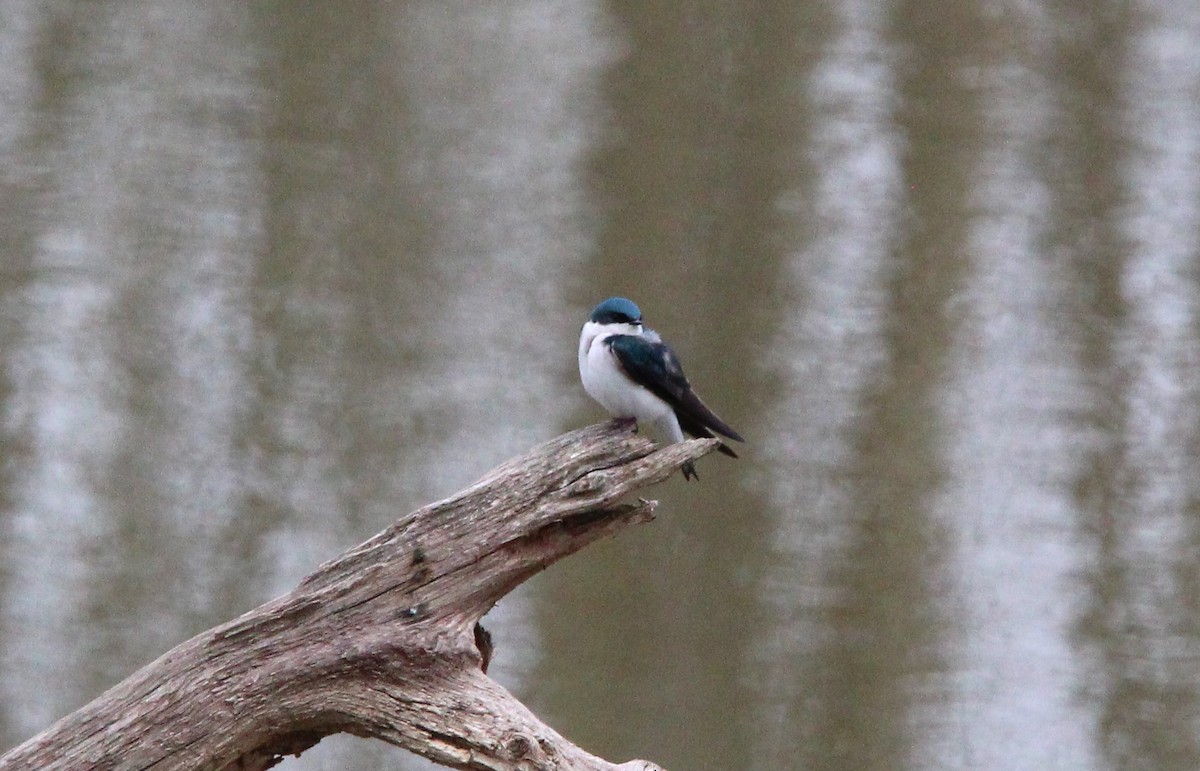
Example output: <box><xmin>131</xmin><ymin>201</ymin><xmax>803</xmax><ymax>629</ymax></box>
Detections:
<box><xmin>578</xmin><ymin>297</ymin><xmax>744</xmax><ymax>480</ymax></box>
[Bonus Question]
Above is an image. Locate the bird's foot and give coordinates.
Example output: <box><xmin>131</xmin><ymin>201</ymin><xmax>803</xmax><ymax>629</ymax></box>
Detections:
<box><xmin>681</xmin><ymin>461</ymin><xmax>698</xmax><ymax>481</ymax></box>
<box><xmin>611</xmin><ymin>416</ymin><xmax>639</xmax><ymax>432</ymax></box>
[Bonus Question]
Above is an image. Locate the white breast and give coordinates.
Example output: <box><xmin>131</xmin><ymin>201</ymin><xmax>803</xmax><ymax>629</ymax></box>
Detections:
<box><xmin>578</xmin><ymin>321</ymin><xmax>676</xmax><ymax>426</ymax></box>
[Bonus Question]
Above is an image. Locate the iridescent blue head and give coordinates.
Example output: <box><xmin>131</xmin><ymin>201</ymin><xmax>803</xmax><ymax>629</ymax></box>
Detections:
<box><xmin>589</xmin><ymin>297</ymin><xmax>643</xmax><ymax>326</ymax></box>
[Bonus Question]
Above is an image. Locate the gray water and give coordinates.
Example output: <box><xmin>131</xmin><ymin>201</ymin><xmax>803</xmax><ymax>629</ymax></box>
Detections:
<box><xmin>2</xmin><ymin>2</ymin><xmax>1199</xmax><ymax>770</ymax></box>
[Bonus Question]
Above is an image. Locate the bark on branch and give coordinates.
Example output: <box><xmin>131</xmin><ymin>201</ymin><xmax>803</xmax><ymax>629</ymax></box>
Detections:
<box><xmin>0</xmin><ymin>421</ymin><xmax>719</xmax><ymax>771</ymax></box>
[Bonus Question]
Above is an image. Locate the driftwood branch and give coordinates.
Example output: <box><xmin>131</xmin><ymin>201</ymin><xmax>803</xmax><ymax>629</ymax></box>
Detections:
<box><xmin>0</xmin><ymin>421</ymin><xmax>719</xmax><ymax>771</ymax></box>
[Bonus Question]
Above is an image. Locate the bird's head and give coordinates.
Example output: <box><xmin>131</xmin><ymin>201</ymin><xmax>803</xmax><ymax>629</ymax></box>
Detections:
<box><xmin>589</xmin><ymin>297</ymin><xmax>644</xmax><ymax>328</ymax></box>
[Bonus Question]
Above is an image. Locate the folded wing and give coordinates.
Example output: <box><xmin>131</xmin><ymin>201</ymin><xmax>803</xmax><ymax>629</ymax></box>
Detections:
<box><xmin>606</xmin><ymin>334</ymin><xmax>744</xmax><ymax>456</ymax></box>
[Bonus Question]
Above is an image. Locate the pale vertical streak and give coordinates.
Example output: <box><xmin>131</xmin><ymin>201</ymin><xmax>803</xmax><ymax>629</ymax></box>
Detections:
<box><xmin>752</xmin><ymin>0</ymin><xmax>900</xmax><ymax>761</ymax></box>
<box><xmin>0</xmin><ymin>3</ymin><xmax>261</xmax><ymax>738</ymax></box>
<box><xmin>926</xmin><ymin>13</ymin><xmax>1098</xmax><ymax>770</ymax></box>
<box><xmin>0</xmin><ymin>5</ymin><xmax>138</xmax><ymax>731</ymax></box>
<box><xmin>281</xmin><ymin>3</ymin><xmax>620</xmax><ymax>770</ymax></box>
<box><xmin>388</xmin><ymin>0</ymin><xmax>618</xmax><ymax>691</ymax></box>
<box><xmin>108</xmin><ymin>5</ymin><xmax>261</xmax><ymax>614</ymax></box>
<box><xmin>2</xmin><ymin>250</ymin><xmax>124</xmax><ymax>738</ymax></box>
<box><xmin>1110</xmin><ymin>0</ymin><xmax>1200</xmax><ymax>756</ymax></box>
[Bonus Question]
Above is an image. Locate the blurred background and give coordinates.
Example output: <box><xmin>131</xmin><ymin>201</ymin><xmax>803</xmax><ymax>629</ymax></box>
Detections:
<box><xmin>2</xmin><ymin>1</ymin><xmax>1199</xmax><ymax>770</ymax></box>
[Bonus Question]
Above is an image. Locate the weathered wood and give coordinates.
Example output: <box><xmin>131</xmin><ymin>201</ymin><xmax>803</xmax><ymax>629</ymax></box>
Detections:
<box><xmin>0</xmin><ymin>421</ymin><xmax>719</xmax><ymax>771</ymax></box>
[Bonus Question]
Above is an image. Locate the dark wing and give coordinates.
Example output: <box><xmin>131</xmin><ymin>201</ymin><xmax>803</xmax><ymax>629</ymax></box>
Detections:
<box><xmin>606</xmin><ymin>334</ymin><xmax>744</xmax><ymax>457</ymax></box>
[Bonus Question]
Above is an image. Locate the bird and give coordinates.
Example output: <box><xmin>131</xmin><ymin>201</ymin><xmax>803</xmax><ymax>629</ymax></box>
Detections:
<box><xmin>578</xmin><ymin>296</ymin><xmax>744</xmax><ymax>480</ymax></box>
